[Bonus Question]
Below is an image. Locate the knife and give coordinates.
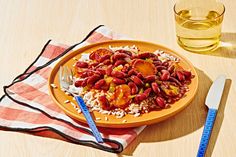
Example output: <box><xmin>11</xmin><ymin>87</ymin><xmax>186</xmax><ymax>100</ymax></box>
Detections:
<box><xmin>197</xmin><ymin>75</ymin><xmax>226</xmax><ymax>157</ymax></box>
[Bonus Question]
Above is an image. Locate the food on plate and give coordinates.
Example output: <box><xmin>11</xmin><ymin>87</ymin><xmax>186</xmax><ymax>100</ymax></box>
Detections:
<box><xmin>66</xmin><ymin>45</ymin><xmax>194</xmax><ymax>118</ymax></box>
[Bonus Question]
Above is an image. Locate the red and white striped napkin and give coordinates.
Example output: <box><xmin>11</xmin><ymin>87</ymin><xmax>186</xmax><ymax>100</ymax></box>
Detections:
<box><xmin>0</xmin><ymin>25</ymin><xmax>146</xmax><ymax>153</ymax></box>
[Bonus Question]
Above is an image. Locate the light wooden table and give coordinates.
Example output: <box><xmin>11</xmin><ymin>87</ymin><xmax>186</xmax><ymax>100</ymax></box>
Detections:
<box><xmin>0</xmin><ymin>0</ymin><xmax>235</xmax><ymax>156</ymax></box>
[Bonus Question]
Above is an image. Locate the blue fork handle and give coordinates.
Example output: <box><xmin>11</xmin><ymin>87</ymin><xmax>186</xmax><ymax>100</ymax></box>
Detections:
<box><xmin>197</xmin><ymin>108</ymin><xmax>217</xmax><ymax>157</ymax></box>
<box><xmin>75</xmin><ymin>96</ymin><xmax>104</xmax><ymax>143</ymax></box>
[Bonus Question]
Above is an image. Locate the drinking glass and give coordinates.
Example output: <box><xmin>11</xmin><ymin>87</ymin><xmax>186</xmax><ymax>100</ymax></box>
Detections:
<box><xmin>174</xmin><ymin>0</ymin><xmax>225</xmax><ymax>52</ymax></box>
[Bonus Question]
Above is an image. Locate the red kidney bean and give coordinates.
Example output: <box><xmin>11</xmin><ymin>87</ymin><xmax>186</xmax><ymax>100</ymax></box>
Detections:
<box><xmin>96</xmin><ymin>68</ymin><xmax>106</xmax><ymax>75</ymax></box>
<box><xmin>111</xmin><ymin>71</ymin><xmax>126</xmax><ymax>78</ymax></box>
<box><xmin>81</xmin><ymin>78</ymin><xmax>88</xmax><ymax>87</ymax></box>
<box><xmin>167</xmin><ymin>98</ymin><xmax>175</xmax><ymax>104</ymax></box>
<box><xmin>182</xmin><ymin>70</ymin><xmax>192</xmax><ymax>78</ymax></box>
<box><xmin>87</xmin><ymin>74</ymin><xmax>101</xmax><ymax>85</ymax></box>
<box><xmin>94</xmin><ymin>70</ymin><xmax>102</xmax><ymax>76</ymax></box>
<box><xmin>80</xmin><ymin>71</ymin><xmax>88</xmax><ymax>78</ymax></box>
<box><xmin>167</xmin><ymin>65</ymin><xmax>175</xmax><ymax>73</ymax></box>
<box><xmin>130</xmin><ymin>59</ymin><xmax>137</xmax><ymax>66</ymax></box>
<box><xmin>89</xmin><ymin>52</ymin><xmax>95</xmax><ymax>60</ymax></box>
<box><xmin>106</xmin><ymin>65</ymin><xmax>113</xmax><ymax>76</ymax></box>
<box><xmin>135</xmin><ymin>93</ymin><xmax>148</xmax><ymax>102</ymax></box>
<box><xmin>89</xmin><ymin>52</ymin><xmax>99</xmax><ymax>60</ymax></box>
<box><xmin>128</xmin><ymin>69</ymin><xmax>137</xmax><ymax>76</ymax></box>
<box><xmin>92</xmin><ymin>63</ymin><xmax>102</xmax><ymax>69</ymax></box>
<box><xmin>128</xmin><ymin>82</ymin><xmax>138</xmax><ymax>94</ymax></box>
<box><xmin>131</xmin><ymin>54</ymin><xmax>138</xmax><ymax>60</ymax></box>
<box><xmin>94</xmin><ymin>79</ymin><xmax>106</xmax><ymax>89</ymax></box>
<box><xmin>75</xmin><ymin>80</ymin><xmax>83</xmax><ymax>87</ymax></box>
<box><xmin>99</xmin><ymin>54</ymin><xmax>111</xmax><ymax>63</ymax></box>
<box><xmin>153</xmin><ymin>60</ymin><xmax>162</xmax><ymax>66</ymax></box>
<box><xmin>137</xmin><ymin>52</ymin><xmax>156</xmax><ymax>59</ymax></box>
<box><xmin>180</xmin><ymin>89</ymin><xmax>185</xmax><ymax>94</ymax></box>
<box><xmin>115</xmin><ymin>50</ymin><xmax>132</xmax><ymax>56</ymax></box>
<box><xmin>137</xmin><ymin>53</ymin><xmax>150</xmax><ymax>59</ymax></box>
<box><xmin>131</xmin><ymin>75</ymin><xmax>144</xmax><ymax>86</ymax></box>
<box><xmin>101</xmin><ymin>83</ymin><xmax>110</xmax><ymax>91</ymax></box>
<box><xmin>110</xmin><ymin>55</ymin><xmax>115</xmax><ymax>63</ymax></box>
<box><xmin>184</xmin><ymin>80</ymin><xmax>191</xmax><ymax>85</ymax></box>
<box><xmin>86</xmin><ymin>70</ymin><xmax>95</xmax><ymax>76</ymax></box>
<box><xmin>113</xmin><ymin>77</ymin><xmax>126</xmax><ymax>85</ymax></box>
<box><xmin>149</xmin><ymin>53</ymin><xmax>157</xmax><ymax>58</ymax></box>
<box><xmin>169</xmin><ymin>77</ymin><xmax>182</xmax><ymax>86</ymax></box>
<box><xmin>160</xmin><ymin>70</ymin><xmax>170</xmax><ymax>81</ymax></box>
<box><xmin>178</xmin><ymin>93</ymin><xmax>183</xmax><ymax>99</ymax></box>
<box><xmin>131</xmin><ymin>87</ymin><xmax>138</xmax><ymax>95</ymax></box>
<box><xmin>155</xmin><ymin>97</ymin><xmax>166</xmax><ymax>108</ymax></box>
<box><xmin>99</xmin><ymin>95</ymin><xmax>110</xmax><ymax>110</ymax></box>
<box><xmin>112</xmin><ymin>53</ymin><xmax>129</xmax><ymax>61</ymax></box>
<box><xmin>79</xmin><ymin>69</ymin><xmax>90</xmax><ymax>77</ymax></box>
<box><xmin>102</xmin><ymin>59</ymin><xmax>111</xmax><ymax>65</ymax></box>
<box><xmin>176</xmin><ymin>71</ymin><xmax>185</xmax><ymax>81</ymax></box>
<box><xmin>83</xmin><ymin>70</ymin><xmax>100</xmax><ymax>77</ymax></box>
<box><xmin>151</xmin><ymin>57</ymin><xmax>160</xmax><ymax>61</ymax></box>
<box><xmin>76</xmin><ymin>61</ymin><xmax>88</xmax><ymax>68</ymax></box>
<box><xmin>171</xmin><ymin>71</ymin><xmax>177</xmax><ymax>77</ymax></box>
<box><xmin>144</xmin><ymin>88</ymin><xmax>152</xmax><ymax>96</ymax></box>
<box><xmin>127</xmin><ymin>81</ymin><xmax>135</xmax><ymax>88</ymax></box>
<box><xmin>156</xmin><ymin>65</ymin><xmax>167</xmax><ymax>71</ymax></box>
<box><xmin>162</xmin><ymin>61</ymin><xmax>169</xmax><ymax>67</ymax></box>
<box><xmin>114</xmin><ymin>60</ymin><xmax>126</xmax><ymax>67</ymax></box>
<box><xmin>145</xmin><ymin>75</ymin><xmax>156</xmax><ymax>83</ymax></box>
<box><xmin>89</xmin><ymin>62</ymin><xmax>99</xmax><ymax>68</ymax></box>
<box><xmin>151</xmin><ymin>82</ymin><xmax>160</xmax><ymax>94</ymax></box>
<box><xmin>121</xmin><ymin>64</ymin><xmax>130</xmax><ymax>73</ymax></box>
<box><xmin>137</xmin><ymin>73</ymin><xmax>145</xmax><ymax>80</ymax></box>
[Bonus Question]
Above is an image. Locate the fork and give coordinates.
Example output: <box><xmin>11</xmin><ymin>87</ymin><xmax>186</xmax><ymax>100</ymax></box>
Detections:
<box><xmin>59</xmin><ymin>66</ymin><xmax>104</xmax><ymax>143</ymax></box>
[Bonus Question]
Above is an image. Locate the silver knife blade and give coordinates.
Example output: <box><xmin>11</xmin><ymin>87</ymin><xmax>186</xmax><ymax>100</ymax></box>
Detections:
<box><xmin>205</xmin><ymin>75</ymin><xmax>226</xmax><ymax>109</ymax></box>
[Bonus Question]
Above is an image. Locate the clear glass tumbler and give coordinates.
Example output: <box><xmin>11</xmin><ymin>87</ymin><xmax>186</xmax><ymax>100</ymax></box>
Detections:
<box><xmin>174</xmin><ymin>0</ymin><xmax>225</xmax><ymax>52</ymax></box>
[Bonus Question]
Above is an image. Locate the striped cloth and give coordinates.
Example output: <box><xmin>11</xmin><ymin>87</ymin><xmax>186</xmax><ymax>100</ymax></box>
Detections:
<box><xmin>0</xmin><ymin>25</ymin><xmax>146</xmax><ymax>153</ymax></box>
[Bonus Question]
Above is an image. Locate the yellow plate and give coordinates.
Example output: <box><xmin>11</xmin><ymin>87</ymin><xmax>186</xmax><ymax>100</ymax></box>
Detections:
<box><xmin>48</xmin><ymin>40</ymin><xmax>198</xmax><ymax>128</ymax></box>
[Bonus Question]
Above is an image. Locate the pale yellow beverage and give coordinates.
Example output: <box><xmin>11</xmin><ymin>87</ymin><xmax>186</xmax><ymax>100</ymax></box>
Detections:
<box><xmin>174</xmin><ymin>1</ymin><xmax>225</xmax><ymax>52</ymax></box>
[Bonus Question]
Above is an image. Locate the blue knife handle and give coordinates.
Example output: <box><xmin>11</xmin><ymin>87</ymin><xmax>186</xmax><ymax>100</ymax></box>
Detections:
<box><xmin>75</xmin><ymin>96</ymin><xmax>104</xmax><ymax>143</ymax></box>
<box><xmin>197</xmin><ymin>108</ymin><xmax>217</xmax><ymax>157</ymax></box>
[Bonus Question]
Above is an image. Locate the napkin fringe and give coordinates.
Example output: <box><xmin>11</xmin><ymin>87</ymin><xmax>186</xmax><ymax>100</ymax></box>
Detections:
<box><xmin>0</xmin><ymin>25</ymin><xmax>124</xmax><ymax>153</ymax></box>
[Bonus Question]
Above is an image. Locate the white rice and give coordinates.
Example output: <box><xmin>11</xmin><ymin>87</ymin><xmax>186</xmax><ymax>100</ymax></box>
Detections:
<box><xmin>50</xmin><ymin>84</ymin><xmax>57</xmax><ymax>88</ymax></box>
<box><xmin>73</xmin><ymin>57</ymin><xmax>78</xmax><ymax>61</ymax></box>
<box><xmin>65</xmin><ymin>92</ymin><xmax>71</xmax><ymax>96</ymax></box>
<box><xmin>109</xmin><ymin>45</ymin><xmax>139</xmax><ymax>53</ymax></box>
<box><xmin>154</xmin><ymin>50</ymin><xmax>179</xmax><ymax>62</ymax></box>
<box><xmin>96</xmin><ymin>117</ymin><xmax>101</xmax><ymax>121</ymax></box>
<box><xmin>78</xmin><ymin>53</ymin><xmax>90</xmax><ymax>61</ymax></box>
<box><xmin>60</xmin><ymin>88</ymin><xmax>66</xmax><ymax>92</ymax></box>
<box><xmin>100</xmin><ymin>110</ymin><xmax>109</xmax><ymax>114</ymax></box>
<box><xmin>105</xmin><ymin>116</ymin><xmax>108</xmax><ymax>121</ymax></box>
<box><xmin>134</xmin><ymin>113</ymin><xmax>141</xmax><ymax>117</ymax></box>
<box><xmin>128</xmin><ymin>103</ymin><xmax>142</xmax><ymax>114</ymax></box>
<box><xmin>122</xmin><ymin>120</ymin><xmax>127</xmax><ymax>123</ymax></box>
<box><xmin>76</xmin><ymin>108</ymin><xmax>81</xmax><ymax>113</ymax></box>
<box><xmin>68</xmin><ymin>85</ymin><xmax>83</xmax><ymax>95</ymax></box>
<box><xmin>70</xmin><ymin>102</ymin><xmax>76</xmax><ymax>108</ymax></box>
<box><xmin>64</xmin><ymin>100</ymin><xmax>70</xmax><ymax>104</ymax></box>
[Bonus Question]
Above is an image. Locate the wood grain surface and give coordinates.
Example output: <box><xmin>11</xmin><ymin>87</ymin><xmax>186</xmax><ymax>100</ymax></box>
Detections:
<box><xmin>0</xmin><ymin>0</ymin><xmax>235</xmax><ymax>156</ymax></box>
